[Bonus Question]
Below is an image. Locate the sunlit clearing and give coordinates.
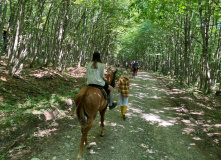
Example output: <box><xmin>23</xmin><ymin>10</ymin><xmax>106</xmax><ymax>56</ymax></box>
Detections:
<box><xmin>142</xmin><ymin>113</ymin><xmax>174</xmax><ymax>127</ymax></box>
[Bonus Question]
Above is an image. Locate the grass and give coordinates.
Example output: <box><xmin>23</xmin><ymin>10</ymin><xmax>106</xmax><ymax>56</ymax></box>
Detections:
<box><xmin>0</xmin><ymin>67</ymin><xmax>84</xmax><ymax>141</ymax></box>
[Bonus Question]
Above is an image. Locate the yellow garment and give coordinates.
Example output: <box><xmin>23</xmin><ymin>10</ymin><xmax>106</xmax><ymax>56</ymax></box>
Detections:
<box><xmin>120</xmin><ymin>106</ymin><xmax>127</xmax><ymax>117</ymax></box>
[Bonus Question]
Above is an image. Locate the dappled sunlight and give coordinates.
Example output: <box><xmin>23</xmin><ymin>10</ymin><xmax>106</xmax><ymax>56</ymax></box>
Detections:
<box><xmin>143</xmin><ymin>86</ymin><xmax>166</xmax><ymax>92</ymax></box>
<box><xmin>207</xmin><ymin>133</ymin><xmax>221</xmax><ymax>137</ymax></box>
<box><xmin>89</xmin><ymin>149</ymin><xmax>98</xmax><ymax>155</ymax></box>
<box><xmin>141</xmin><ymin>144</ymin><xmax>155</xmax><ymax>153</ymax></box>
<box><xmin>214</xmin><ymin>124</ymin><xmax>221</xmax><ymax>127</ymax></box>
<box><xmin>0</xmin><ymin>76</ymin><xmax>7</xmax><ymax>81</ymax></box>
<box><xmin>33</xmin><ymin>127</ymin><xmax>57</xmax><ymax>137</ymax></box>
<box><xmin>130</xmin><ymin>83</ymin><xmax>140</xmax><ymax>87</ymax></box>
<box><xmin>179</xmin><ymin>96</ymin><xmax>194</xmax><ymax>101</ymax></box>
<box><xmin>189</xmin><ymin>111</ymin><xmax>204</xmax><ymax>115</ymax></box>
<box><xmin>181</xmin><ymin>120</ymin><xmax>196</xmax><ymax>127</ymax></box>
<box><xmin>150</xmin><ymin>109</ymin><xmax>165</xmax><ymax>114</ymax></box>
<box><xmin>0</xmin><ymin>96</ymin><xmax>4</xmax><ymax>102</ymax></box>
<box><xmin>128</xmin><ymin>100</ymin><xmax>144</xmax><ymax>107</ymax></box>
<box><xmin>213</xmin><ymin>139</ymin><xmax>220</xmax><ymax>144</ymax></box>
<box><xmin>168</xmin><ymin>89</ymin><xmax>185</xmax><ymax>94</ymax></box>
<box><xmin>137</xmin><ymin>92</ymin><xmax>149</xmax><ymax>98</ymax></box>
<box><xmin>132</xmin><ymin>92</ymin><xmax>161</xmax><ymax>99</ymax></box>
<box><xmin>192</xmin><ymin>137</ymin><xmax>201</xmax><ymax>140</ymax></box>
<box><xmin>195</xmin><ymin>102</ymin><xmax>207</xmax><ymax>108</ymax></box>
<box><xmin>189</xmin><ymin>143</ymin><xmax>196</xmax><ymax>146</ymax></box>
<box><xmin>129</xmin><ymin>107</ymin><xmax>143</xmax><ymax>114</ymax></box>
<box><xmin>105</xmin><ymin>121</ymin><xmax>125</xmax><ymax>128</ymax></box>
<box><xmin>182</xmin><ymin>128</ymin><xmax>195</xmax><ymax>135</ymax></box>
<box><xmin>142</xmin><ymin>113</ymin><xmax>175</xmax><ymax>127</ymax></box>
<box><xmin>89</xmin><ymin>142</ymin><xmax>97</xmax><ymax>146</ymax></box>
<box><xmin>181</xmin><ymin>118</ymin><xmax>221</xmax><ymax>145</ymax></box>
<box><xmin>29</xmin><ymin>71</ymin><xmax>53</xmax><ymax>78</ymax></box>
<box><xmin>148</xmin><ymin>95</ymin><xmax>161</xmax><ymax>99</ymax></box>
<box><xmin>130</xmin><ymin>127</ymin><xmax>144</xmax><ymax>133</ymax></box>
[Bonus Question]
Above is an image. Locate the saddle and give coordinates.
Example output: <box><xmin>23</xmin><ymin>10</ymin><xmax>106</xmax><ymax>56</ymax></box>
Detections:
<box><xmin>87</xmin><ymin>84</ymin><xmax>109</xmax><ymax>100</ymax></box>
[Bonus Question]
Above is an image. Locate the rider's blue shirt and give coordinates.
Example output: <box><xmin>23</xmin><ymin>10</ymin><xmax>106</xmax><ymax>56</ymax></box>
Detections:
<box><xmin>132</xmin><ymin>62</ymin><xmax>138</xmax><ymax>68</ymax></box>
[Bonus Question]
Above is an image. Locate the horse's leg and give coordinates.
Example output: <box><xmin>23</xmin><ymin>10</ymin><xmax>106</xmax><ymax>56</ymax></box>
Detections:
<box><xmin>78</xmin><ymin>128</ymin><xmax>86</xmax><ymax>159</ymax></box>
<box><xmin>99</xmin><ymin>108</ymin><xmax>107</xmax><ymax>136</ymax></box>
<box><xmin>84</xmin><ymin>121</ymin><xmax>93</xmax><ymax>149</ymax></box>
<box><xmin>133</xmin><ymin>69</ymin><xmax>135</xmax><ymax>78</ymax></box>
<box><xmin>77</xmin><ymin>125</ymin><xmax>91</xmax><ymax>159</ymax></box>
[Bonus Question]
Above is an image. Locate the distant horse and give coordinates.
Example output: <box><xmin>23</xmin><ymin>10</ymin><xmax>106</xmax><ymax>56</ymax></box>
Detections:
<box><xmin>135</xmin><ymin>66</ymin><xmax>139</xmax><ymax>76</ymax></box>
<box><xmin>75</xmin><ymin>68</ymin><xmax>117</xmax><ymax>159</ymax></box>
<box><xmin>131</xmin><ymin>66</ymin><xmax>139</xmax><ymax>78</ymax></box>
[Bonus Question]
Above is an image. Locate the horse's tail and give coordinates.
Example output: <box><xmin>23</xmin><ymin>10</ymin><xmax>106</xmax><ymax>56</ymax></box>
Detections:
<box><xmin>76</xmin><ymin>92</ymin><xmax>90</xmax><ymax>128</ymax></box>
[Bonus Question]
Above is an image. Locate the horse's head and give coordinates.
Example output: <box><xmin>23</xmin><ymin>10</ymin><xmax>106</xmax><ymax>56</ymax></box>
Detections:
<box><xmin>105</xmin><ymin>69</ymin><xmax>118</xmax><ymax>87</ymax></box>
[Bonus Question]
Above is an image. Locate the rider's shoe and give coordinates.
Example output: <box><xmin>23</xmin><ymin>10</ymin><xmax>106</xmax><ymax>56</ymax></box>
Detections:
<box><xmin>109</xmin><ymin>102</ymin><xmax>117</xmax><ymax>110</ymax></box>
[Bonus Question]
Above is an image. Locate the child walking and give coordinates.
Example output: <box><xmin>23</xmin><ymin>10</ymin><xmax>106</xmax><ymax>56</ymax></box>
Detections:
<box><xmin>116</xmin><ymin>71</ymin><xmax>130</xmax><ymax>119</ymax></box>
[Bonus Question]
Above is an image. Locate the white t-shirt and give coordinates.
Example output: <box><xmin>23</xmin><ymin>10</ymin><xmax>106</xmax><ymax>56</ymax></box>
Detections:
<box><xmin>86</xmin><ymin>62</ymin><xmax>105</xmax><ymax>86</ymax></box>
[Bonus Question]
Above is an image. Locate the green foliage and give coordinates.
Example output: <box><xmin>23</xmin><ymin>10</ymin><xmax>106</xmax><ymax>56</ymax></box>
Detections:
<box><xmin>0</xmin><ymin>153</ymin><xmax>10</xmax><ymax>159</ymax></box>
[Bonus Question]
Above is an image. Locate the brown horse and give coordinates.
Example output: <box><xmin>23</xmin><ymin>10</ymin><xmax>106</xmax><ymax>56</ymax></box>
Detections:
<box><xmin>135</xmin><ymin>66</ymin><xmax>139</xmax><ymax>76</ymax></box>
<box><xmin>75</xmin><ymin>68</ymin><xmax>117</xmax><ymax>159</ymax></box>
<box><xmin>131</xmin><ymin>66</ymin><xmax>139</xmax><ymax>78</ymax></box>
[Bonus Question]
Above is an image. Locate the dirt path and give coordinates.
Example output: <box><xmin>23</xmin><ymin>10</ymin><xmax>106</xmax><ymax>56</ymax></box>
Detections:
<box><xmin>11</xmin><ymin>71</ymin><xmax>220</xmax><ymax>160</ymax></box>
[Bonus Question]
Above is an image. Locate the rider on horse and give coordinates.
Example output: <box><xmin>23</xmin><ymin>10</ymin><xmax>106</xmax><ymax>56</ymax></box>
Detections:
<box><xmin>86</xmin><ymin>51</ymin><xmax>117</xmax><ymax>110</ymax></box>
<box><xmin>132</xmin><ymin>61</ymin><xmax>138</xmax><ymax>76</ymax></box>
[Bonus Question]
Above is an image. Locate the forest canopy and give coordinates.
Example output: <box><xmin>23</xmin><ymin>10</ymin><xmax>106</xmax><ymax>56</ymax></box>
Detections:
<box><xmin>0</xmin><ymin>0</ymin><xmax>221</xmax><ymax>93</ymax></box>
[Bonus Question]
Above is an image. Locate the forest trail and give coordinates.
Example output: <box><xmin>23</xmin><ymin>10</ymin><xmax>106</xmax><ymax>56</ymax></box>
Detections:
<box><xmin>10</xmin><ymin>71</ymin><xmax>220</xmax><ymax>160</ymax></box>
